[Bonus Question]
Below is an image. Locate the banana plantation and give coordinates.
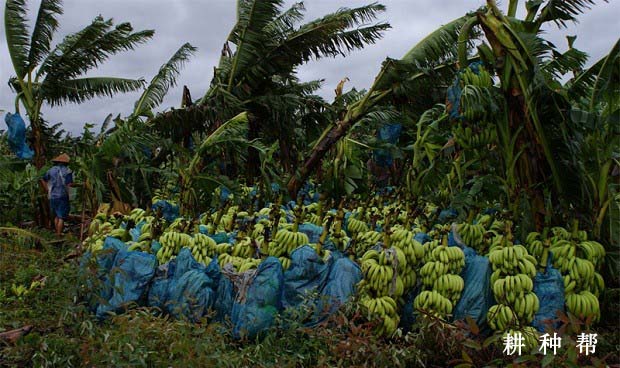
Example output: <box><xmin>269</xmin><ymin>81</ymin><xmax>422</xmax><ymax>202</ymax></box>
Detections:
<box><xmin>1</xmin><ymin>0</ymin><xmax>619</xmax><ymax>366</ymax></box>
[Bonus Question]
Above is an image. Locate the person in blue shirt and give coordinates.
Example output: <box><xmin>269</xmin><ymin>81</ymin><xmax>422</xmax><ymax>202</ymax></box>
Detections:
<box><xmin>42</xmin><ymin>153</ymin><xmax>74</xmax><ymax>235</ymax></box>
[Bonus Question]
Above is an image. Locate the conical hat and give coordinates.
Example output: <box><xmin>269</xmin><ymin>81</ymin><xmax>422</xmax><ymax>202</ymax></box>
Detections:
<box><xmin>51</xmin><ymin>153</ymin><xmax>70</xmax><ymax>163</ymax></box>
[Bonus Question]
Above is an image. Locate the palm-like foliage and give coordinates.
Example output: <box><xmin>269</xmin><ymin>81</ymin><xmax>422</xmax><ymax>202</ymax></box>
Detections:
<box><xmin>5</xmin><ymin>0</ymin><xmax>153</xmax><ymax>168</ymax></box>
<box><xmin>147</xmin><ymin>1</ymin><xmax>390</xmax><ymax>182</ymax></box>
<box><xmin>133</xmin><ymin>43</ymin><xmax>197</xmax><ymax>119</ymax></box>
<box><xmin>180</xmin><ymin>112</ymin><xmax>258</xmax><ymax>213</ymax></box>
<box><xmin>288</xmin><ymin>13</ymin><xmax>471</xmax><ymax>196</ymax></box>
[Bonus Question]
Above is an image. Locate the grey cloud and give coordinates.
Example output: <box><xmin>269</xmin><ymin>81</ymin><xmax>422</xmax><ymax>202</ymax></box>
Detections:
<box><xmin>1</xmin><ymin>0</ymin><xmax>618</xmax><ymax>134</ymax></box>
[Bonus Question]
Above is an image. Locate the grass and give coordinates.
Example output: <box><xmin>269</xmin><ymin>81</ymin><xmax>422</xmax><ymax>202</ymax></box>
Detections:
<box><xmin>1</xmin><ymin>232</ymin><xmax>619</xmax><ymax>367</ymax></box>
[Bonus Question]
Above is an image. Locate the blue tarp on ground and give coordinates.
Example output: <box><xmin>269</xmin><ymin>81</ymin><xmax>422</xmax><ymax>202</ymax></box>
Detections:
<box><xmin>147</xmin><ymin>248</ymin><xmax>220</xmax><ymax>322</ymax></box>
<box><xmin>82</xmin><ymin>237</ymin><xmax>157</xmax><ymax>320</ymax></box>
<box><xmin>532</xmin><ymin>257</ymin><xmax>565</xmax><ymax>332</ymax></box>
<box><xmin>214</xmin><ymin>272</ymin><xmax>235</xmax><ymax>322</ymax></box>
<box><xmin>4</xmin><ymin>112</ymin><xmax>34</xmax><ymax>159</ymax></box>
<box><xmin>316</xmin><ymin>256</ymin><xmax>362</xmax><ymax>319</ymax></box>
<box><xmin>282</xmin><ymin>246</ymin><xmax>333</xmax><ymax>326</ymax></box>
<box><xmin>452</xmin><ymin>246</ymin><xmax>494</xmax><ymax>329</ymax></box>
<box><xmin>232</xmin><ymin>257</ymin><xmax>284</xmax><ymax>340</ymax></box>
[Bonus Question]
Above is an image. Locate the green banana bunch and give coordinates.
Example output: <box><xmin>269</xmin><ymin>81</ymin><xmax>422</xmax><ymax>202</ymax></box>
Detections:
<box><xmin>360</xmin><ymin>247</ymin><xmax>407</xmax><ymax>298</ymax></box>
<box><xmin>231</xmin><ymin>236</ymin><xmax>255</xmax><ymax>258</ymax></box>
<box><xmin>278</xmin><ymin>256</ymin><xmax>291</xmax><ymax>270</ymax></box>
<box><xmin>430</xmin><ymin>245</ymin><xmax>465</xmax><ymax>274</ymax></box>
<box><xmin>189</xmin><ymin>233</ymin><xmax>217</xmax><ymax>264</ymax></box>
<box><xmin>129</xmin><ymin>208</ymin><xmax>146</xmax><ymax>223</ymax></box>
<box><xmin>390</xmin><ymin>228</ymin><xmax>424</xmax><ymax>267</ymax></box>
<box><xmin>433</xmin><ymin>274</ymin><xmax>464</xmax><ymax>304</ymax></box>
<box><xmin>214</xmin><ymin>242</ymin><xmax>232</xmax><ymax>255</ymax></box>
<box><xmin>359</xmin><ymin>295</ymin><xmax>400</xmax><ymax>336</ymax></box>
<box><xmin>419</xmin><ymin>261</ymin><xmax>450</xmax><ymax>288</ymax></box>
<box><xmin>422</xmin><ymin>240</ymin><xmax>440</xmax><ymax>263</ymax></box>
<box><xmin>156</xmin><ymin>231</ymin><xmax>193</xmax><ymax>263</ymax></box>
<box><xmin>487</xmin><ymin>304</ymin><xmax>516</xmax><ymax>331</ymax></box>
<box><xmin>549</xmin><ymin>223</ymin><xmax>605</xmax><ymax>312</ymax></box>
<box><xmin>268</xmin><ymin>229</ymin><xmax>309</xmax><ymax>257</ymax></box>
<box><xmin>413</xmin><ymin>290</ymin><xmax>453</xmax><ymax>318</ymax></box>
<box><xmin>218</xmin><ymin>253</ymin><xmax>259</xmax><ymax>272</ymax></box>
<box><xmin>565</xmin><ymin>290</ymin><xmax>600</xmax><ymax>322</ymax></box>
<box><xmin>488</xmin><ymin>242</ymin><xmax>537</xmax><ymax>277</ymax></box>
<box><xmin>456</xmin><ymin>222</ymin><xmax>485</xmax><ymax>253</ymax></box>
<box><xmin>489</xmin><ymin>219</ymin><xmax>511</xmax><ymax>234</ymax></box>
<box><xmin>487</xmin><ymin>233</ymin><xmax>539</xmax><ymax>331</ymax></box>
<box><xmin>356</xmin><ymin>231</ymin><xmax>383</xmax><ymax>254</ymax></box>
<box><xmin>524</xmin><ymin>231</ymin><xmax>545</xmax><ymax>261</ymax></box>
<box><xmin>576</xmin><ymin>240</ymin><xmax>606</xmax><ymax>270</ymax></box>
<box><xmin>347</xmin><ymin>216</ymin><xmax>369</xmax><ymax>237</ymax></box>
<box><xmin>417</xmin><ymin>235</ymin><xmax>465</xmax><ymax>318</ymax></box>
<box><xmin>461</xmin><ymin>66</ymin><xmax>493</xmax><ymax>88</ymax></box>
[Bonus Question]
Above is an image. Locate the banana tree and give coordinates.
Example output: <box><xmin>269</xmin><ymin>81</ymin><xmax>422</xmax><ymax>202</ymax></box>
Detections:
<box><xmin>179</xmin><ymin>112</ymin><xmax>265</xmax><ymax>214</ymax></box>
<box><xmin>5</xmin><ymin>0</ymin><xmax>153</xmax><ymax>225</ymax></box>
<box><xmin>448</xmin><ymin>0</ymin><xmax>609</xmax><ymax>229</ymax></box>
<box><xmin>5</xmin><ymin>0</ymin><xmax>154</xmax><ymax>168</ymax></box>
<box><xmin>75</xmin><ymin>43</ymin><xmax>197</xmax><ymax>214</ymax></box>
<box><xmin>288</xmin><ymin>15</ymin><xmax>472</xmax><ymax>197</ymax></box>
<box><xmin>149</xmin><ymin>1</ymin><xmax>390</xmax><ymax>182</ymax></box>
<box><xmin>567</xmin><ymin>40</ymin><xmax>620</xmax><ymax>238</ymax></box>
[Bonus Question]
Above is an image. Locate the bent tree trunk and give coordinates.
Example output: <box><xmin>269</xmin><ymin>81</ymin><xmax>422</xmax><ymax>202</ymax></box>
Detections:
<box><xmin>287</xmin><ymin>93</ymin><xmax>390</xmax><ymax>198</ymax></box>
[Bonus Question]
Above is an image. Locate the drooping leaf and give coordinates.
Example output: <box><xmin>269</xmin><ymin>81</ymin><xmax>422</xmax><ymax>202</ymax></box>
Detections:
<box><xmin>133</xmin><ymin>42</ymin><xmax>197</xmax><ymax>117</ymax></box>
<box><xmin>27</xmin><ymin>0</ymin><xmax>63</xmax><ymax>70</ymax></box>
<box><xmin>42</xmin><ymin>77</ymin><xmax>145</xmax><ymax>106</ymax></box>
<box><xmin>5</xmin><ymin>0</ymin><xmax>31</xmax><ymax>78</ymax></box>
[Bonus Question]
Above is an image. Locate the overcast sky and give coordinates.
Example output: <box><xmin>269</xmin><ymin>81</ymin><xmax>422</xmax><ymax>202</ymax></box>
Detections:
<box><xmin>1</xmin><ymin>0</ymin><xmax>619</xmax><ymax>134</ymax></box>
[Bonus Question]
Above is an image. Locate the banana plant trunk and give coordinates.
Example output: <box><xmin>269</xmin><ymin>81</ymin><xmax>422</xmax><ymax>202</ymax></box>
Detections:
<box><xmin>507</xmin><ymin>93</ymin><xmax>547</xmax><ymax>230</ymax></box>
<box><xmin>288</xmin><ymin>119</ymin><xmax>354</xmax><ymax>198</ymax></box>
<box><xmin>29</xmin><ymin>111</ymin><xmax>52</xmax><ymax>227</ymax></box>
<box><xmin>245</xmin><ymin>116</ymin><xmax>261</xmax><ymax>184</ymax></box>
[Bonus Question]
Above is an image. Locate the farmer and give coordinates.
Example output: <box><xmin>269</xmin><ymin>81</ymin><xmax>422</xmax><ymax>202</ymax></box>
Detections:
<box><xmin>42</xmin><ymin>153</ymin><xmax>73</xmax><ymax>235</ymax></box>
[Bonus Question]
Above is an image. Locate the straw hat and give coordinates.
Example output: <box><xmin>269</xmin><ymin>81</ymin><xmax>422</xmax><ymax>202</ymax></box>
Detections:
<box><xmin>51</xmin><ymin>153</ymin><xmax>70</xmax><ymax>163</ymax></box>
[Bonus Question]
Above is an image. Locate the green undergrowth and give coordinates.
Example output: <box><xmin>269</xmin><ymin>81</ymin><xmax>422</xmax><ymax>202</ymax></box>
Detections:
<box><xmin>1</xmin><ymin>233</ymin><xmax>618</xmax><ymax>367</ymax></box>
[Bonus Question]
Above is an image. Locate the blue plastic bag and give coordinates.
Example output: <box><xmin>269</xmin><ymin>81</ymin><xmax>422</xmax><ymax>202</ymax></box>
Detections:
<box><xmin>209</xmin><ymin>232</ymin><xmax>230</xmax><ymax>244</ymax></box>
<box><xmin>129</xmin><ymin>221</ymin><xmax>145</xmax><ymax>242</ymax></box>
<box><xmin>147</xmin><ymin>249</ymin><xmax>220</xmax><ymax>322</ymax></box>
<box><xmin>79</xmin><ymin>237</ymin><xmax>126</xmax><ymax>311</ymax></box>
<box><xmin>283</xmin><ymin>246</ymin><xmax>332</xmax><ymax>312</ymax></box>
<box><xmin>316</xmin><ymin>257</ymin><xmax>362</xmax><ymax>319</ymax></box>
<box><xmin>438</xmin><ymin>208</ymin><xmax>458</xmax><ymax>223</ymax></box>
<box><xmin>214</xmin><ymin>272</ymin><xmax>235</xmax><ymax>322</ymax></box>
<box><xmin>413</xmin><ymin>232</ymin><xmax>431</xmax><ymax>245</ymax></box>
<box><xmin>96</xmin><ymin>248</ymin><xmax>158</xmax><ymax>319</ymax></box>
<box><xmin>232</xmin><ymin>257</ymin><xmax>284</xmax><ymax>340</ymax></box>
<box><xmin>452</xmin><ymin>246</ymin><xmax>494</xmax><ymax>329</ymax></box>
<box><xmin>151</xmin><ymin>200</ymin><xmax>179</xmax><ymax>222</ymax></box>
<box><xmin>298</xmin><ymin>223</ymin><xmax>323</xmax><ymax>244</ymax></box>
<box><xmin>532</xmin><ymin>257</ymin><xmax>565</xmax><ymax>332</ymax></box>
<box><xmin>4</xmin><ymin>112</ymin><xmax>34</xmax><ymax>159</ymax></box>
<box><xmin>373</xmin><ymin>123</ymin><xmax>402</xmax><ymax>168</ymax></box>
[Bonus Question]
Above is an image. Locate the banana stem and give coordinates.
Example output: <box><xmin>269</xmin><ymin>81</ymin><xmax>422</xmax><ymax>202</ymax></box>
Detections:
<box><xmin>292</xmin><ymin>204</ymin><xmax>302</xmax><ymax>233</ymax></box>
<box><xmin>318</xmin><ymin>217</ymin><xmax>333</xmax><ymax>256</ymax></box>
<box><xmin>540</xmin><ymin>239</ymin><xmax>550</xmax><ymax>272</ymax></box>
<box><xmin>260</xmin><ymin>229</ymin><xmax>270</xmax><ymax>259</ymax></box>
<box><xmin>382</xmin><ymin>214</ymin><xmax>391</xmax><ymax>249</ymax></box>
<box><xmin>571</xmin><ymin>219</ymin><xmax>580</xmax><ymax>239</ymax></box>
